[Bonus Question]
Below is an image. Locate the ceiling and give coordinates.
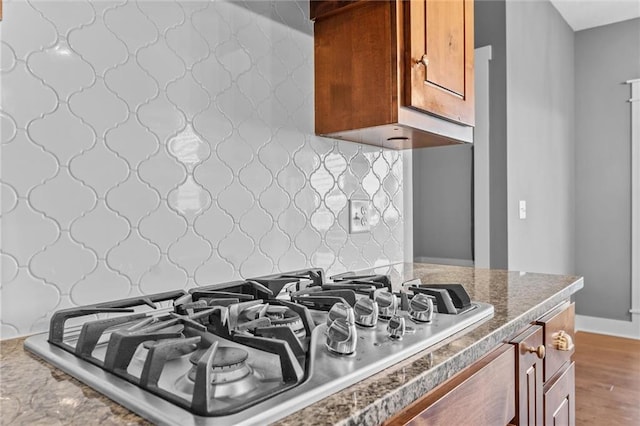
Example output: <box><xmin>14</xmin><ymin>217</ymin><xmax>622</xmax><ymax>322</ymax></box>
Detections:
<box><xmin>549</xmin><ymin>0</ymin><xmax>640</xmax><ymax>31</ymax></box>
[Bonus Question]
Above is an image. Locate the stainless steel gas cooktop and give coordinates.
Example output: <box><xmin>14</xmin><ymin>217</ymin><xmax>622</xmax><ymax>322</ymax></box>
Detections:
<box><xmin>25</xmin><ymin>267</ymin><xmax>493</xmax><ymax>426</ymax></box>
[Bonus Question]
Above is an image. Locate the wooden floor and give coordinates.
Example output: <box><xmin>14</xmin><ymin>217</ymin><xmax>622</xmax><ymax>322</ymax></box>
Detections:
<box><xmin>574</xmin><ymin>332</ymin><xmax>640</xmax><ymax>425</ymax></box>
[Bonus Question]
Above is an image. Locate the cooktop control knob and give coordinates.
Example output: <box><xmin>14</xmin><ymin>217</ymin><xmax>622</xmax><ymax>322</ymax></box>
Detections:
<box><xmin>354</xmin><ymin>297</ymin><xmax>378</xmax><ymax>327</ymax></box>
<box><xmin>409</xmin><ymin>293</ymin><xmax>434</xmax><ymax>323</ymax></box>
<box><xmin>375</xmin><ymin>291</ymin><xmax>397</xmax><ymax>320</ymax></box>
<box><xmin>326</xmin><ymin>302</ymin><xmax>356</xmax><ymax>327</ymax></box>
<box><xmin>325</xmin><ymin>317</ymin><xmax>357</xmax><ymax>355</ymax></box>
<box><xmin>387</xmin><ymin>314</ymin><xmax>406</xmax><ymax>340</ymax></box>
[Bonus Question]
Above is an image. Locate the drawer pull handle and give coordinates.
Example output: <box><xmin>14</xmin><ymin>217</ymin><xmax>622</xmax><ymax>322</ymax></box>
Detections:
<box><xmin>526</xmin><ymin>344</ymin><xmax>546</xmax><ymax>359</ymax></box>
<box><xmin>552</xmin><ymin>330</ymin><xmax>574</xmax><ymax>351</ymax></box>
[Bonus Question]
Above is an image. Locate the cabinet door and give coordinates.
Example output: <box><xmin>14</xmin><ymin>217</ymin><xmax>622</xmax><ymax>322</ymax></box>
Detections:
<box><xmin>405</xmin><ymin>0</ymin><xmax>474</xmax><ymax>125</ymax></box>
<box><xmin>510</xmin><ymin>325</ymin><xmax>544</xmax><ymax>426</ymax></box>
<box><xmin>544</xmin><ymin>362</ymin><xmax>575</xmax><ymax>426</ymax></box>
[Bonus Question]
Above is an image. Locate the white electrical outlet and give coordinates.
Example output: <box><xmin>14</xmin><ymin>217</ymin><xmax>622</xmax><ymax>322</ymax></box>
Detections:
<box><xmin>349</xmin><ymin>200</ymin><xmax>372</xmax><ymax>233</ymax></box>
<box><xmin>519</xmin><ymin>200</ymin><xmax>527</xmax><ymax>219</ymax></box>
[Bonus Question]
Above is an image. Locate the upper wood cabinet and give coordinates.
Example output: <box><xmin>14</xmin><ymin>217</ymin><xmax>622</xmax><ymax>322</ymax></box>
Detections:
<box><xmin>311</xmin><ymin>0</ymin><xmax>475</xmax><ymax>150</ymax></box>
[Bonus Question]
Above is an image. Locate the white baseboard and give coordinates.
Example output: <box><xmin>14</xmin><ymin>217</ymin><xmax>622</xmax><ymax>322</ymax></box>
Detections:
<box><xmin>575</xmin><ymin>314</ymin><xmax>640</xmax><ymax>340</ymax></box>
<box><xmin>413</xmin><ymin>256</ymin><xmax>475</xmax><ymax>267</ymax></box>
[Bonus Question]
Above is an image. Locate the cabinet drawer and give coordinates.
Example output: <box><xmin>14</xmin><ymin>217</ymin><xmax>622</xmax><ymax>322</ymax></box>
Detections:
<box><xmin>536</xmin><ymin>302</ymin><xmax>575</xmax><ymax>382</ymax></box>
<box><xmin>385</xmin><ymin>344</ymin><xmax>516</xmax><ymax>425</ymax></box>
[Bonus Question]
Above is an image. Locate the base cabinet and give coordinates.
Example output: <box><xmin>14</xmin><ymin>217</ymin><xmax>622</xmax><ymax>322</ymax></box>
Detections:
<box><xmin>385</xmin><ymin>302</ymin><xmax>576</xmax><ymax>426</ymax></box>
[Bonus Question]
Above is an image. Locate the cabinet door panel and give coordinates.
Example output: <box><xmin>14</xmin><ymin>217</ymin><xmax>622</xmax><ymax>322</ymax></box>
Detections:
<box><xmin>544</xmin><ymin>362</ymin><xmax>575</xmax><ymax>426</ymax></box>
<box><xmin>425</xmin><ymin>0</ymin><xmax>465</xmax><ymax>96</ymax></box>
<box><xmin>405</xmin><ymin>0</ymin><xmax>474</xmax><ymax>125</ymax></box>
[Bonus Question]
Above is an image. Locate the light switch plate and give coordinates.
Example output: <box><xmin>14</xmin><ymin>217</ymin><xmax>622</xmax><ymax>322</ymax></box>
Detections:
<box><xmin>349</xmin><ymin>199</ymin><xmax>372</xmax><ymax>234</ymax></box>
<box><xmin>519</xmin><ymin>200</ymin><xmax>527</xmax><ymax>219</ymax></box>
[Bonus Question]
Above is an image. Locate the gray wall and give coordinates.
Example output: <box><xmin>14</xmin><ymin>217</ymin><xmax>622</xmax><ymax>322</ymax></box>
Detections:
<box><xmin>505</xmin><ymin>0</ymin><xmax>576</xmax><ymax>275</ymax></box>
<box><xmin>574</xmin><ymin>18</ymin><xmax>640</xmax><ymax>321</ymax></box>
<box><xmin>413</xmin><ymin>145</ymin><xmax>473</xmax><ymax>262</ymax></box>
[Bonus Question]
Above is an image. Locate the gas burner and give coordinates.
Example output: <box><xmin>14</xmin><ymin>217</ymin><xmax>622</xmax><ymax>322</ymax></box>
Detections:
<box><xmin>188</xmin><ymin>347</ymin><xmax>251</xmax><ymax>382</ymax></box>
<box><xmin>236</xmin><ymin>303</ymin><xmax>306</xmax><ymax>340</ymax></box>
<box><xmin>173</xmin><ymin>346</ymin><xmax>259</xmax><ymax>400</ymax></box>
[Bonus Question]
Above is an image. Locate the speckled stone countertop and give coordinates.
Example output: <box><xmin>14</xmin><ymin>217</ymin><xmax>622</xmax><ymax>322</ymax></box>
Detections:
<box><xmin>0</xmin><ymin>262</ymin><xmax>583</xmax><ymax>426</ymax></box>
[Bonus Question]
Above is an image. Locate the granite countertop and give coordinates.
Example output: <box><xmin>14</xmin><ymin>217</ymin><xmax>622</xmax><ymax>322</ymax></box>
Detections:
<box><xmin>0</xmin><ymin>262</ymin><xmax>583</xmax><ymax>426</ymax></box>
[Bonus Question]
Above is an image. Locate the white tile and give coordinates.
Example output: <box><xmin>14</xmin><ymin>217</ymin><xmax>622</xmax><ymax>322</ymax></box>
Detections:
<box><xmin>28</xmin><ymin>104</ymin><xmax>94</xmax><ymax>166</ymax></box>
<box><xmin>68</xmin><ymin>79</ymin><xmax>128</xmax><ymax>138</ymax></box>
<box><xmin>70</xmin><ymin>200</ymin><xmax>130</xmax><ymax>258</ymax></box>
<box><xmin>193</xmin><ymin>154</ymin><xmax>234</xmax><ymax>198</ymax></box>
<box><xmin>1</xmin><ymin>0</ymin><xmax>57</xmax><ymax>60</ymax></box>
<box><xmin>105</xmin><ymin>116</ymin><xmax>159</xmax><ymax>168</ymax></box>
<box><xmin>138</xmin><ymin>200</ymin><xmax>187</xmax><ymax>251</ymax></box>
<box><xmin>168</xmin><ymin>124</ymin><xmax>210</xmax><ymax>170</ymax></box>
<box><xmin>259</xmin><ymin>184</ymin><xmax>291</xmax><ymax>218</ymax></box>
<box><xmin>1</xmin><ymin>133</ymin><xmax>57</xmax><ymax>196</ymax></box>
<box><xmin>167</xmin><ymin>74</ymin><xmax>210</xmax><ymax>120</ymax></box>
<box><xmin>137</xmin><ymin>1</ymin><xmax>185</xmax><ymax>35</ymax></box>
<box><xmin>29</xmin><ymin>232</ymin><xmax>97</xmax><ymax>294</ymax></box>
<box><xmin>68</xmin><ymin>17</ymin><xmax>128</xmax><ymax>77</ymax></box>
<box><xmin>217</xmin><ymin>180</ymin><xmax>254</xmax><ymax>219</ymax></box>
<box><xmin>136</xmin><ymin>93</ymin><xmax>185</xmax><ymax>143</ymax></box>
<box><xmin>29</xmin><ymin>168</ymin><xmax>96</xmax><ymax>230</ymax></box>
<box><xmin>1</xmin><ymin>253</ymin><xmax>19</xmax><ymax>284</ymax></box>
<box><xmin>1</xmin><ymin>62</ymin><xmax>57</xmax><ymax>129</ymax></box>
<box><xmin>259</xmin><ymin>227</ymin><xmax>291</xmax><ymax>262</ymax></box>
<box><xmin>1</xmin><ymin>183</ymin><xmax>18</xmax><ymax>215</ymax></box>
<box><xmin>139</xmin><ymin>255</ymin><xmax>188</xmax><ymax>293</ymax></box>
<box><xmin>310</xmin><ymin>206</ymin><xmax>335</xmax><ymax>232</ymax></box>
<box><xmin>1</xmin><ymin>111</ymin><xmax>18</xmax><ymax>144</ymax></box>
<box><xmin>106</xmin><ymin>230</ymin><xmax>161</xmax><ymax>284</ymax></box>
<box><xmin>105</xmin><ymin>58</ymin><xmax>159</xmax><ymax>109</ymax></box>
<box><xmin>277</xmin><ymin>245</ymin><xmax>306</xmax><ymax>272</ymax></box>
<box><xmin>1</xmin><ymin>200</ymin><xmax>59</xmax><ymax>266</ymax></box>
<box><xmin>28</xmin><ymin>40</ymin><xmax>94</xmax><ymax>102</ymax></box>
<box><xmin>106</xmin><ymin>174</ymin><xmax>160</xmax><ymax>225</ymax></box>
<box><xmin>71</xmin><ymin>262</ymin><xmax>130</xmax><ymax>305</ymax></box>
<box><xmin>239</xmin><ymin>251</ymin><xmax>273</xmax><ymax>278</ymax></box>
<box><xmin>239</xmin><ymin>159</ymin><xmax>272</xmax><ymax>197</ymax></box>
<box><xmin>137</xmin><ymin>38</ymin><xmax>185</xmax><ymax>89</ymax></box>
<box><xmin>138</xmin><ymin>148</ymin><xmax>186</xmax><ymax>194</ymax></box>
<box><xmin>239</xmin><ymin>207</ymin><xmax>273</xmax><ymax>241</ymax></box>
<box><xmin>194</xmin><ymin>204</ymin><xmax>234</xmax><ymax>244</ymax></box>
<box><xmin>70</xmin><ymin>140</ymin><xmax>129</xmax><ymax>196</ymax></box>
<box><xmin>294</xmin><ymin>184</ymin><xmax>321</xmax><ymax>217</ymax></box>
<box><xmin>168</xmin><ymin>228</ymin><xmax>212</xmax><ymax>275</ymax></box>
<box><xmin>103</xmin><ymin>1</ymin><xmax>157</xmax><ymax>54</ymax></box>
<box><xmin>195</xmin><ymin>256</ymin><xmax>236</xmax><ymax>287</ymax></box>
<box><xmin>167</xmin><ymin>175</ymin><xmax>211</xmax><ymax>223</ymax></box>
<box><xmin>30</xmin><ymin>0</ymin><xmax>94</xmax><ymax>37</ymax></box>
<box><xmin>166</xmin><ymin>21</ymin><xmax>209</xmax><ymax>69</ymax></box>
<box><xmin>0</xmin><ymin>270</ymin><xmax>60</xmax><ymax>333</ymax></box>
<box><xmin>217</xmin><ymin>230</ymin><xmax>254</xmax><ymax>271</ymax></box>
<box><xmin>1</xmin><ymin>42</ymin><xmax>17</xmax><ymax>73</ymax></box>
<box><xmin>294</xmin><ymin>225</ymin><xmax>321</xmax><ymax>260</ymax></box>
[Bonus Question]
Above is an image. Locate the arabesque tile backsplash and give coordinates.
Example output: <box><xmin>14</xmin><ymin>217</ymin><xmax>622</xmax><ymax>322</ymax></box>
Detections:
<box><xmin>0</xmin><ymin>0</ymin><xmax>404</xmax><ymax>338</ymax></box>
